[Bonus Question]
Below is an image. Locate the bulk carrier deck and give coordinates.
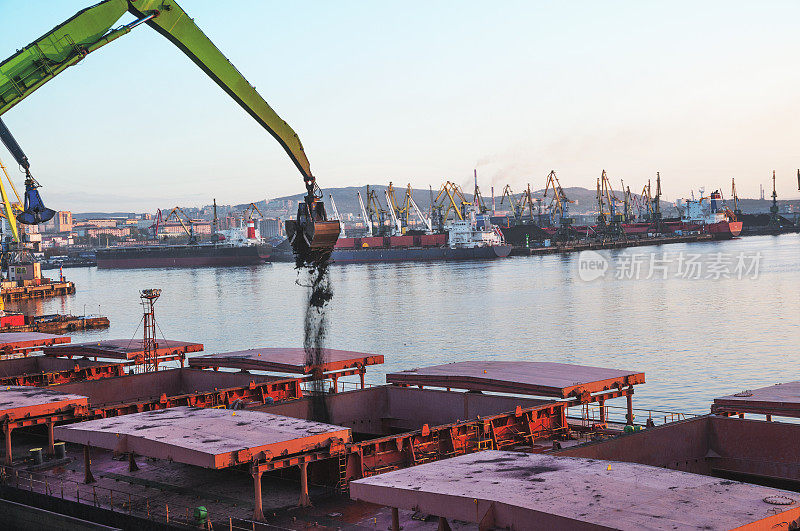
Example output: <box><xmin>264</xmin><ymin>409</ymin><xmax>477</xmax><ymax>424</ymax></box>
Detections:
<box><xmin>0</xmin><ymin>347</ymin><xmax>796</xmax><ymax>529</ymax></box>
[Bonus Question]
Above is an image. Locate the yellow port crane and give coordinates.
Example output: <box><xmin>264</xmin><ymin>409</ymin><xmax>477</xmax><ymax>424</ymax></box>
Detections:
<box><xmin>639</xmin><ymin>181</ymin><xmax>654</xmax><ymax>221</ymax></box>
<box><xmin>434</xmin><ymin>181</ymin><xmax>468</xmax><ymax>222</ymax></box>
<box><xmin>162</xmin><ymin>207</ymin><xmax>198</xmax><ymax>244</ymax></box>
<box><xmin>243</xmin><ymin>203</ymin><xmax>264</xmax><ymax>221</ymax></box>
<box><xmin>0</xmin><ymin>157</ymin><xmax>23</xmax><ymax>242</ymax></box>
<box><xmin>621</xmin><ymin>183</ymin><xmax>634</xmax><ymax>224</ymax></box>
<box><xmin>364</xmin><ymin>185</ymin><xmax>388</xmax><ymax>235</ymax></box>
<box><xmin>517</xmin><ymin>183</ymin><xmax>537</xmax><ymax>221</ymax></box>
<box><xmin>499</xmin><ymin>185</ymin><xmax>520</xmax><ymax>219</ymax></box>
<box><xmin>543</xmin><ymin>170</ymin><xmax>572</xmax><ymax>225</ymax></box>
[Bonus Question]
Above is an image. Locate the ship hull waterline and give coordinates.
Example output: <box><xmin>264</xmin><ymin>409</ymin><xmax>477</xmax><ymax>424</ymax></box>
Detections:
<box><xmin>330</xmin><ymin>245</ymin><xmax>512</xmax><ymax>264</ymax></box>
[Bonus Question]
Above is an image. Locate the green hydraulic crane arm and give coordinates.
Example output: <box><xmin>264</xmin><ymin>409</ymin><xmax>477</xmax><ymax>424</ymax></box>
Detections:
<box><xmin>0</xmin><ymin>0</ymin><xmax>314</xmax><ymax>184</ymax></box>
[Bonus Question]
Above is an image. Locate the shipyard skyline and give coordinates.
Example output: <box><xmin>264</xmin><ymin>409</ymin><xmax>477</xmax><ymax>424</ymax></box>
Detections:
<box><xmin>2</xmin><ymin>2</ymin><xmax>800</xmax><ymax>210</ymax></box>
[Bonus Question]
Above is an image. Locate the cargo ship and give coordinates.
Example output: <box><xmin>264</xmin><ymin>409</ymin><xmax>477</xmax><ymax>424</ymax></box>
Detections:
<box><xmin>96</xmin><ymin>222</ymin><xmax>270</xmax><ymax>269</ymax></box>
<box><xmin>673</xmin><ymin>189</ymin><xmax>743</xmax><ymax>239</ymax></box>
<box><xmin>330</xmin><ymin>216</ymin><xmax>511</xmax><ymax>263</ymax></box>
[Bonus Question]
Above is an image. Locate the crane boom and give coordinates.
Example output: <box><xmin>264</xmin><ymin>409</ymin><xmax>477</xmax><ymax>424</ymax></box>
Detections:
<box><xmin>0</xmin><ymin>0</ymin><xmax>339</xmax><ymax>261</ymax></box>
<box><xmin>385</xmin><ymin>190</ymin><xmax>402</xmax><ymax>235</ymax></box>
<box><xmin>0</xmin><ymin>0</ymin><xmax>312</xmax><ymax>181</ymax></box>
<box><xmin>357</xmin><ymin>191</ymin><xmax>373</xmax><ymax>235</ymax></box>
<box><xmin>328</xmin><ymin>194</ymin><xmax>345</xmax><ymax>237</ymax></box>
<box><xmin>408</xmin><ymin>194</ymin><xmax>432</xmax><ymax>232</ymax></box>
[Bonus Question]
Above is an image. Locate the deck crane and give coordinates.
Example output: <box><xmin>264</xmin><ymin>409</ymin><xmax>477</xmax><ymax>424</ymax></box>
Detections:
<box><xmin>328</xmin><ymin>194</ymin><xmax>346</xmax><ymax>238</ymax></box>
<box><xmin>357</xmin><ymin>191</ymin><xmax>373</xmax><ymax>236</ymax></box>
<box><xmin>0</xmin><ymin>0</ymin><xmax>338</xmax><ymax>264</ymax></box>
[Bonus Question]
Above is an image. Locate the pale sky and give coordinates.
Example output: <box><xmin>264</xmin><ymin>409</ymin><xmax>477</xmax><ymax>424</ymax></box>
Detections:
<box><xmin>1</xmin><ymin>1</ymin><xmax>798</xmax><ymax>212</ymax></box>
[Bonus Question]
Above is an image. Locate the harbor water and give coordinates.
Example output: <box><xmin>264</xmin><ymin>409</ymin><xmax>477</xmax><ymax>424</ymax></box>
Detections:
<box><xmin>12</xmin><ymin>234</ymin><xmax>799</xmax><ymax>416</ymax></box>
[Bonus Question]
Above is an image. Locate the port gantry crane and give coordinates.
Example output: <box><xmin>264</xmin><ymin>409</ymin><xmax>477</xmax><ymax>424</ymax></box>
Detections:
<box><xmin>543</xmin><ymin>170</ymin><xmax>574</xmax><ymax>240</ymax></box>
<box><xmin>162</xmin><ymin>206</ymin><xmax>198</xmax><ymax>244</ymax></box>
<box><xmin>768</xmin><ymin>170</ymin><xmax>781</xmax><ymax>229</ymax></box>
<box><xmin>356</xmin><ymin>190</ymin><xmax>373</xmax><ymax>236</ymax></box>
<box><xmin>434</xmin><ymin>181</ymin><xmax>468</xmax><ymax>226</ymax></box>
<box><xmin>0</xmin><ymin>0</ymin><xmax>339</xmax><ymax>264</ymax></box>
<box><xmin>517</xmin><ymin>183</ymin><xmax>538</xmax><ymax>222</ymax></box>
<box><xmin>499</xmin><ymin>185</ymin><xmax>521</xmax><ymax>220</ymax></box>
<box><xmin>595</xmin><ymin>170</ymin><xmax>625</xmax><ymax>240</ymax></box>
<box><xmin>363</xmin><ymin>185</ymin><xmax>388</xmax><ymax>236</ymax></box>
<box><xmin>404</xmin><ymin>185</ymin><xmax>432</xmax><ymax>232</ymax></box>
<box><xmin>391</xmin><ymin>183</ymin><xmax>431</xmax><ymax>233</ymax></box>
<box><xmin>327</xmin><ymin>195</ymin><xmax>346</xmax><ymax>238</ymax></box>
<box><xmin>620</xmin><ymin>181</ymin><xmax>635</xmax><ymax>224</ymax></box>
<box><xmin>472</xmin><ymin>170</ymin><xmax>489</xmax><ymax>215</ymax></box>
<box><xmin>731</xmin><ymin>178</ymin><xmax>742</xmax><ymax>218</ymax></box>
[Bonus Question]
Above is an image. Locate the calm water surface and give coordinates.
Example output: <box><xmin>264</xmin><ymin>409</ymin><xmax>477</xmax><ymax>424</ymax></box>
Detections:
<box><xmin>12</xmin><ymin>234</ymin><xmax>799</xmax><ymax>415</ymax></box>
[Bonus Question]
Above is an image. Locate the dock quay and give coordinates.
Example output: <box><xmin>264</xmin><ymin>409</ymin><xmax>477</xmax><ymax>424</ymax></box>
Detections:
<box><xmin>511</xmin><ymin>232</ymin><xmax>714</xmax><ymax>256</ymax></box>
<box><xmin>0</xmin><ymin>279</ymin><xmax>75</xmax><ymax>302</ymax></box>
<box><xmin>0</xmin><ymin>351</ymin><xmax>797</xmax><ymax>529</ymax></box>
<box><xmin>0</xmin><ymin>314</ymin><xmax>109</xmax><ymax>334</ymax></box>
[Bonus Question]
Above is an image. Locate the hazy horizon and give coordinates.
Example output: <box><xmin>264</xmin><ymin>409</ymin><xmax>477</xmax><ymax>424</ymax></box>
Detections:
<box><xmin>2</xmin><ymin>0</ymin><xmax>799</xmax><ymax>211</ymax></box>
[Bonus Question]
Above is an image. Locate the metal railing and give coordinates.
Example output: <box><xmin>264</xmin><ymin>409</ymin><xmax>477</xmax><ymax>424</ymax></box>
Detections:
<box><xmin>571</xmin><ymin>403</ymin><xmax>696</xmax><ymax>428</ymax></box>
<box><xmin>0</xmin><ymin>465</ymin><xmax>215</xmax><ymax>529</ymax></box>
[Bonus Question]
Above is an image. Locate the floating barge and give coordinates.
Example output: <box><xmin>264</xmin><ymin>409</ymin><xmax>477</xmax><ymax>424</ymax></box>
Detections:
<box><xmin>0</xmin><ymin>279</ymin><xmax>75</xmax><ymax>301</ymax></box>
